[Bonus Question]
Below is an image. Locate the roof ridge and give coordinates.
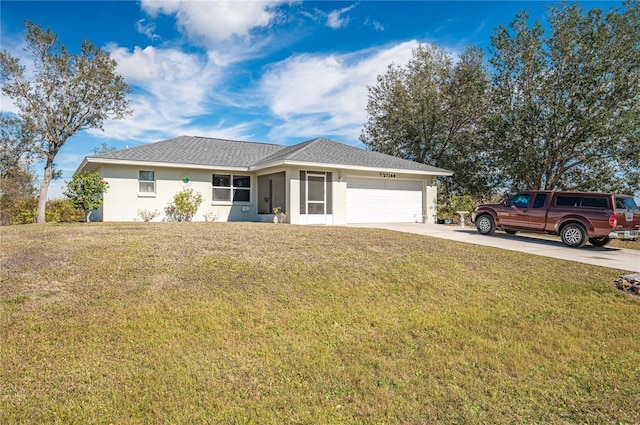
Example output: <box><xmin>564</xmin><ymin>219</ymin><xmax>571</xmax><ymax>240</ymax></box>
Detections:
<box><xmin>181</xmin><ymin>134</ymin><xmax>282</xmax><ymax>147</ymax></box>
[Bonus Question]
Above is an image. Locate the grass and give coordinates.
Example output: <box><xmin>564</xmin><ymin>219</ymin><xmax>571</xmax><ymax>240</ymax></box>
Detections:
<box><xmin>1</xmin><ymin>222</ymin><xmax>639</xmax><ymax>424</ymax></box>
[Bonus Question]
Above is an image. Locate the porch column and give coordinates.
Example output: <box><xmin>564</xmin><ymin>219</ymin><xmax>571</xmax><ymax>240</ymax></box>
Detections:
<box><xmin>424</xmin><ymin>177</ymin><xmax>438</xmax><ymax>224</ymax></box>
<box><xmin>287</xmin><ymin>168</ymin><xmax>301</xmax><ymax>225</ymax></box>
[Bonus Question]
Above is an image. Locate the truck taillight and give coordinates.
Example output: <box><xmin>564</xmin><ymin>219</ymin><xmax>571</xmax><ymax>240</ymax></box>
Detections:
<box><xmin>609</xmin><ymin>214</ymin><xmax>617</xmax><ymax>227</ymax></box>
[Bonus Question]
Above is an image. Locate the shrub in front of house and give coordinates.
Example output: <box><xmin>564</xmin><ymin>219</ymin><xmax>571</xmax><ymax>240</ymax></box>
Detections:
<box><xmin>137</xmin><ymin>209</ymin><xmax>160</xmax><ymax>222</ymax></box>
<box><xmin>165</xmin><ymin>188</ymin><xmax>203</xmax><ymax>222</ymax></box>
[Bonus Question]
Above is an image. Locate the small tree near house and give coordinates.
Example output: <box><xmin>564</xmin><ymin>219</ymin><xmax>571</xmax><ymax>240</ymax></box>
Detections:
<box><xmin>63</xmin><ymin>172</ymin><xmax>109</xmax><ymax>222</ymax></box>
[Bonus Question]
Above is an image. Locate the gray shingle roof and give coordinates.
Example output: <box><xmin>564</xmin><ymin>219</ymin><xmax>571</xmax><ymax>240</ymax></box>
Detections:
<box><xmin>91</xmin><ymin>135</ymin><xmax>282</xmax><ymax>168</ymax></box>
<box><xmin>85</xmin><ymin>135</ymin><xmax>453</xmax><ymax>175</ymax></box>
<box><xmin>253</xmin><ymin>137</ymin><xmax>452</xmax><ymax>173</ymax></box>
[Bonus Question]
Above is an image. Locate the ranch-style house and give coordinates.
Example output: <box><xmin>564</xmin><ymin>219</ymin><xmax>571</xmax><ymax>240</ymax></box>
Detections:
<box><xmin>76</xmin><ymin>136</ymin><xmax>453</xmax><ymax>225</ymax></box>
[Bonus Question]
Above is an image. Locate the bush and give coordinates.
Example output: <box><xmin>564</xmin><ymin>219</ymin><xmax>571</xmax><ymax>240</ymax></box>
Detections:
<box><xmin>46</xmin><ymin>199</ymin><xmax>84</xmax><ymax>222</ymax></box>
<box><xmin>137</xmin><ymin>209</ymin><xmax>160</xmax><ymax>222</ymax></box>
<box><xmin>448</xmin><ymin>195</ymin><xmax>476</xmax><ymax>215</ymax></box>
<box><xmin>10</xmin><ymin>198</ymin><xmax>37</xmax><ymax>224</ymax></box>
<box><xmin>437</xmin><ymin>195</ymin><xmax>477</xmax><ymax>224</ymax></box>
<box><xmin>1</xmin><ymin>198</ymin><xmax>84</xmax><ymax>225</ymax></box>
<box><xmin>165</xmin><ymin>189</ymin><xmax>203</xmax><ymax>222</ymax></box>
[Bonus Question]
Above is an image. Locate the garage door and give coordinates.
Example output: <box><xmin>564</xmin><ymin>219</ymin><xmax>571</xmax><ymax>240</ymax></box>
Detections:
<box><xmin>347</xmin><ymin>177</ymin><xmax>423</xmax><ymax>223</ymax></box>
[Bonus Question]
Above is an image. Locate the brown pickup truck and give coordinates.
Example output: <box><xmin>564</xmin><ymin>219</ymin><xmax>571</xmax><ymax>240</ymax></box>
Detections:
<box><xmin>471</xmin><ymin>191</ymin><xmax>640</xmax><ymax>248</ymax></box>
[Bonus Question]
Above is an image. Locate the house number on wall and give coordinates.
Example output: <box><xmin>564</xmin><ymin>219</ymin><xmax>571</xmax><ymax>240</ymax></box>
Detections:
<box><xmin>379</xmin><ymin>172</ymin><xmax>396</xmax><ymax>178</ymax></box>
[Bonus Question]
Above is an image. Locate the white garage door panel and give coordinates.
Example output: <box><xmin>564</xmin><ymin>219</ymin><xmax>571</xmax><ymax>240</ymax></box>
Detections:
<box><xmin>347</xmin><ymin>177</ymin><xmax>423</xmax><ymax>223</ymax></box>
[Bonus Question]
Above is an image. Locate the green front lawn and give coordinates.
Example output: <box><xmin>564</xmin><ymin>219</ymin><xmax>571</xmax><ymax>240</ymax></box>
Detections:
<box><xmin>1</xmin><ymin>223</ymin><xmax>638</xmax><ymax>424</ymax></box>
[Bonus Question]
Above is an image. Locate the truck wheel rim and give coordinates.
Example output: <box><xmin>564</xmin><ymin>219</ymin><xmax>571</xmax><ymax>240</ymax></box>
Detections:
<box><xmin>478</xmin><ymin>218</ymin><xmax>490</xmax><ymax>232</ymax></box>
<box><xmin>564</xmin><ymin>228</ymin><xmax>581</xmax><ymax>244</ymax></box>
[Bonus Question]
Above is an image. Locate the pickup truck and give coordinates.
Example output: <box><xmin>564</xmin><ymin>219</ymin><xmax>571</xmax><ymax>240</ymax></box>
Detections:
<box><xmin>471</xmin><ymin>191</ymin><xmax>640</xmax><ymax>248</ymax></box>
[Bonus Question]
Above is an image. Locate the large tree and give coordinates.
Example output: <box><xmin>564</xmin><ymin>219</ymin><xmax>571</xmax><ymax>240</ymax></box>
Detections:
<box><xmin>487</xmin><ymin>1</ymin><xmax>640</xmax><ymax>195</ymax></box>
<box><xmin>0</xmin><ymin>21</ymin><xmax>131</xmax><ymax>223</ymax></box>
<box><xmin>360</xmin><ymin>44</ymin><xmax>492</xmax><ymax>200</ymax></box>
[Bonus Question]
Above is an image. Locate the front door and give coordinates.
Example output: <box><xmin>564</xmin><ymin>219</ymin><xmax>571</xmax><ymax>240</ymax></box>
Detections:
<box><xmin>305</xmin><ymin>172</ymin><xmax>326</xmax><ymax>224</ymax></box>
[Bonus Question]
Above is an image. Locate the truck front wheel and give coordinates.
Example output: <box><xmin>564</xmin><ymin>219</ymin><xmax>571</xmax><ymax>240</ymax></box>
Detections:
<box><xmin>560</xmin><ymin>223</ymin><xmax>587</xmax><ymax>248</ymax></box>
<box><xmin>476</xmin><ymin>215</ymin><xmax>496</xmax><ymax>235</ymax></box>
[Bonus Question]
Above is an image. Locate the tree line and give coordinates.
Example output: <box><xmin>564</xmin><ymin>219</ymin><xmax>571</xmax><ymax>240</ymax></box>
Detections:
<box><xmin>361</xmin><ymin>1</ymin><xmax>640</xmax><ymax>201</ymax></box>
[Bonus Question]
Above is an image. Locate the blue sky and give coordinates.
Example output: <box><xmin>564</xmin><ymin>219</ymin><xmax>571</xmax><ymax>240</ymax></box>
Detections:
<box><xmin>0</xmin><ymin>0</ymin><xmax>622</xmax><ymax>198</ymax></box>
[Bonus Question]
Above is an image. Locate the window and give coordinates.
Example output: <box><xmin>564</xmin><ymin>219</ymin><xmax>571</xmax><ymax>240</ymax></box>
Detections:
<box><xmin>212</xmin><ymin>174</ymin><xmax>251</xmax><ymax>203</ymax></box>
<box><xmin>615</xmin><ymin>197</ymin><xmax>638</xmax><ymax>210</ymax></box>
<box><xmin>533</xmin><ymin>194</ymin><xmax>547</xmax><ymax>208</ymax></box>
<box><xmin>555</xmin><ymin>196</ymin><xmax>579</xmax><ymax>207</ymax></box>
<box><xmin>139</xmin><ymin>170</ymin><xmax>155</xmax><ymax>194</ymax></box>
<box><xmin>581</xmin><ymin>197</ymin><xmax>610</xmax><ymax>208</ymax></box>
<box><xmin>509</xmin><ymin>194</ymin><xmax>531</xmax><ymax>208</ymax></box>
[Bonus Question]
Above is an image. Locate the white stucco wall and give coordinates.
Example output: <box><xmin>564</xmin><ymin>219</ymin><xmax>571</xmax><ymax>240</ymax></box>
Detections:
<box><xmin>100</xmin><ymin>165</ymin><xmax>260</xmax><ymax>222</ymax></box>
<box><xmin>97</xmin><ymin>163</ymin><xmax>439</xmax><ymax>224</ymax></box>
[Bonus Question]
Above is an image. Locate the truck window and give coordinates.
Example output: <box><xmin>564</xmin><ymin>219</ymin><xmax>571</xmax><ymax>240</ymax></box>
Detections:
<box><xmin>580</xmin><ymin>197</ymin><xmax>610</xmax><ymax>208</ymax></box>
<box><xmin>615</xmin><ymin>197</ymin><xmax>638</xmax><ymax>210</ymax></box>
<box><xmin>533</xmin><ymin>194</ymin><xmax>547</xmax><ymax>208</ymax></box>
<box><xmin>555</xmin><ymin>196</ymin><xmax>579</xmax><ymax>207</ymax></box>
<box><xmin>509</xmin><ymin>194</ymin><xmax>531</xmax><ymax>208</ymax></box>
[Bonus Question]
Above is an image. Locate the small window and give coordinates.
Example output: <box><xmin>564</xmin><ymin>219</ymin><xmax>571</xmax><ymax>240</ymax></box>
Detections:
<box><xmin>580</xmin><ymin>197</ymin><xmax>610</xmax><ymax>209</ymax></box>
<box><xmin>533</xmin><ymin>194</ymin><xmax>547</xmax><ymax>208</ymax></box>
<box><xmin>212</xmin><ymin>174</ymin><xmax>251</xmax><ymax>203</ymax></box>
<box><xmin>555</xmin><ymin>196</ymin><xmax>579</xmax><ymax>207</ymax></box>
<box><xmin>139</xmin><ymin>170</ymin><xmax>155</xmax><ymax>193</ymax></box>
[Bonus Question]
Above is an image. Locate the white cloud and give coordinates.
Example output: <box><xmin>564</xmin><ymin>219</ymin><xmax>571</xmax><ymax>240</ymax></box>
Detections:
<box><xmin>1</xmin><ymin>94</ymin><xmax>20</xmax><ymax>115</ymax></box>
<box><xmin>326</xmin><ymin>3</ymin><xmax>358</xmax><ymax>29</ymax></box>
<box><xmin>364</xmin><ymin>18</ymin><xmax>385</xmax><ymax>32</ymax></box>
<box><xmin>91</xmin><ymin>44</ymin><xmax>244</xmax><ymax>142</ymax></box>
<box><xmin>140</xmin><ymin>0</ymin><xmax>285</xmax><ymax>45</ymax></box>
<box><xmin>136</xmin><ymin>19</ymin><xmax>160</xmax><ymax>40</ymax></box>
<box><xmin>259</xmin><ymin>40</ymin><xmax>419</xmax><ymax>142</ymax></box>
<box><xmin>108</xmin><ymin>44</ymin><xmax>217</xmax><ymax>112</ymax></box>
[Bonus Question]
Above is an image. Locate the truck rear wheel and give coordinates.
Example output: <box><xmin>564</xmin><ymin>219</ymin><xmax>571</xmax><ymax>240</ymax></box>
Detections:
<box><xmin>560</xmin><ymin>223</ymin><xmax>587</xmax><ymax>248</ymax></box>
<box><xmin>475</xmin><ymin>215</ymin><xmax>496</xmax><ymax>235</ymax></box>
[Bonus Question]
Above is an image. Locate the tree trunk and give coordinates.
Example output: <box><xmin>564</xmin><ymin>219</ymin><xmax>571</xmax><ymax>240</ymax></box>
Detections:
<box><xmin>86</xmin><ymin>210</ymin><xmax>91</xmax><ymax>222</ymax></box>
<box><xmin>36</xmin><ymin>159</ymin><xmax>54</xmax><ymax>223</ymax></box>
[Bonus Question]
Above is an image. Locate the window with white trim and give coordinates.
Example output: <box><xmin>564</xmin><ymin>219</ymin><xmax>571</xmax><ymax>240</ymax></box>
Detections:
<box><xmin>212</xmin><ymin>174</ymin><xmax>251</xmax><ymax>202</ymax></box>
<box><xmin>138</xmin><ymin>170</ymin><xmax>155</xmax><ymax>194</ymax></box>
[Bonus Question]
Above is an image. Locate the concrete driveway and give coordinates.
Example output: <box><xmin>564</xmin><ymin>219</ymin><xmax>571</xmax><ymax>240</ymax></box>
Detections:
<box><xmin>349</xmin><ymin>223</ymin><xmax>640</xmax><ymax>273</ymax></box>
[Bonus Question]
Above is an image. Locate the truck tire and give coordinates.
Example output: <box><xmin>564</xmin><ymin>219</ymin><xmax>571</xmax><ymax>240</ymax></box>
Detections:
<box><xmin>588</xmin><ymin>237</ymin><xmax>611</xmax><ymax>247</ymax></box>
<box><xmin>475</xmin><ymin>214</ymin><xmax>496</xmax><ymax>235</ymax></box>
<box><xmin>560</xmin><ymin>223</ymin><xmax>587</xmax><ymax>248</ymax></box>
